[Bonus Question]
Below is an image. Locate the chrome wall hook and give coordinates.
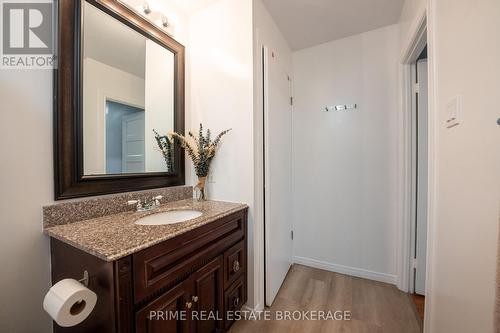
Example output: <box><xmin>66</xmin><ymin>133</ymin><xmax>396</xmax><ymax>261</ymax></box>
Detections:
<box><xmin>325</xmin><ymin>104</ymin><xmax>357</xmax><ymax>112</ymax></box>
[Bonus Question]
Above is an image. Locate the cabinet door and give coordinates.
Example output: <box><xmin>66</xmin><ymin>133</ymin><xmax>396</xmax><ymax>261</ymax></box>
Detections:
<box><xmin>191</xmin><ymin>257</ymin><xmax>224</xmax><ymax>333</ymax></box>
<box><xmin>136</xmin><ymin>280</ymin><xmax>191</xmax><ymax>333</ymax></box>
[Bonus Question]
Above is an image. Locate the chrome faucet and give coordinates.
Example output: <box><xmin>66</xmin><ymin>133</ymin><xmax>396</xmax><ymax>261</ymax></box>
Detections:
<box><xmin>127</xmin><ymin>195</ymin><xmax>163</xmax><ymax>212</ymax></box>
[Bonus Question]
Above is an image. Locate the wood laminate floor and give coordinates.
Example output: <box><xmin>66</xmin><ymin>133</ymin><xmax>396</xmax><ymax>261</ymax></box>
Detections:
<box><xmin>411</xmin><ymin>294</ymin><xmax>425</xmax><ymax>323</ymax></box>
<box><xmin>230</xmin><ymin>264</ymin><xmax>422</xmax><ymax>333</ymax></box>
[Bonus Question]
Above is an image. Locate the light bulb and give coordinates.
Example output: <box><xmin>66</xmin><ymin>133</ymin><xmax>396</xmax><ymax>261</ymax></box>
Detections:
<box><xmin>161</xmin><ymin>14</ymin><xmax>169</xmax><ymax>28</ymax></box>
<box><xmin>143</xmin><ymin>1</ymin><xmax>151</xmax><ymax>15</ymax></box>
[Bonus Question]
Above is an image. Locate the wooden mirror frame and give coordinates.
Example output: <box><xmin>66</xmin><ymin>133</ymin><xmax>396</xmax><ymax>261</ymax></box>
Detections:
<box><xmin>54</xmin><ymin>0</ymin><xmax>185</xmax><ymax>200</ymax></box>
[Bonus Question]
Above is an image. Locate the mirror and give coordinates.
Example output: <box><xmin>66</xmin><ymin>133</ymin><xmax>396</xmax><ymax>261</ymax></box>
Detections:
<box><xmin>54</xmin><ymin>0</ymin><xmax>185</xmax><ymax>200</ymax></box>
<box><xmin>82</xmin><ymin>1</ymin><xmax>174</xmax><ymax>175</ymax></box>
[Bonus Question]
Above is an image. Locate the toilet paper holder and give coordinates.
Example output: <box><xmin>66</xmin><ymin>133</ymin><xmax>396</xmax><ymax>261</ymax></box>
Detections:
<box><xmin>43</xmin><ymin>271</ymin><xmax>97</xmax><ymax>327</ymax></box>
<box><xmin>78</xmin><ymin>270</ymin><xmax>89</xmax><ymax>287</ymax></box>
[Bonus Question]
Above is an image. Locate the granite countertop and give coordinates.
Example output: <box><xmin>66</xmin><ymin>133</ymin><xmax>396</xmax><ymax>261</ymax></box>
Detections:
<box><xmin>44</xmin><ymin>199</ymin><xmax>248</xmax><ymax>262</ymax></box>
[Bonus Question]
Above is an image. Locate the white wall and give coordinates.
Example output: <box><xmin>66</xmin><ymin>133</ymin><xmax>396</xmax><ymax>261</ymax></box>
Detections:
<box><xmin>252</xmin><ymin>0</ymin><xmax>293</xmax><ymax>309</ymax></box>
<box><xmin>0</xmin><ymin>71</ymin><xmax>53</xmax><ymax>332</ymax></box>
<box><xmin>399</xmin><ymin>1</ymin><xmax>500</xmax><ymax>332</ymax></box>
<box><xmin>144</xmin><ymin>40</ymin><xmax>175</xmax><ymax>172</ymax></box>
<box><xmin>187</xmin><ymin>0</ymin><xmax>256</xmax><ymax>306</ymax></box>
<box><xmin>83</xmin><ymin>58</ymin><xmax>145</xmax><ymax>174</ymax></box>
<box><xmin>291</xmin><ymin>24</ymin><xmax>400</xmax><ymax>283</ymax></box>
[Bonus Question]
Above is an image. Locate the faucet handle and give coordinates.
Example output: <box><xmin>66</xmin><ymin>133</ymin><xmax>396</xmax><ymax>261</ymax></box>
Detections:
<box><xmin>127</xmin><ymin>200</ymin><xmax>139</xmax><ymax>206</ymax></box>
<box><xmin>153</xmin><ymin>195</ymin><xmax>163</xmax><ymax>206</ymax></box>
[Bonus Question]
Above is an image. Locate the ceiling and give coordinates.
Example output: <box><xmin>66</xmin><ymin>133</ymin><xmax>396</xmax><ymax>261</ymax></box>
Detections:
<box><xmin>262</xmin><ymin>0</ymin><xmax>405</xmax><ymax>50</ymax></box>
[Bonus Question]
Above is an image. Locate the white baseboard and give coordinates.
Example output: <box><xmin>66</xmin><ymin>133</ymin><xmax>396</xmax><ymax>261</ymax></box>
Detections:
<box><xmin>293</xmin><ymin>256</ymin><xmax>397</xmax><ymax>285</ymax></box>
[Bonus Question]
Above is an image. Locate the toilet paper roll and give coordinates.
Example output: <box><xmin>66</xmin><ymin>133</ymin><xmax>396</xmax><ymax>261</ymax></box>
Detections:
<box><xmin>43</xmin><ymin>279</ymin><xmax>97</xmax><ymax>327</ymax></box>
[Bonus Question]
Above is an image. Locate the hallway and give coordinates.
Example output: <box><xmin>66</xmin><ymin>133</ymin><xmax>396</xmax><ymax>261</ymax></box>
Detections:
<box><xmin>231</xmin><ymin>265</ymin><xmax>421</xmax><ymax>333</ymax></box>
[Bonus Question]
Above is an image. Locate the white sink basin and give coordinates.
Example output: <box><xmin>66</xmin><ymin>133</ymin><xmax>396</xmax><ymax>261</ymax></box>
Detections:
<box><xmin>134</xmin><ymin>210</ymin><xmax>203</xmax><ymax>226</ymax></box>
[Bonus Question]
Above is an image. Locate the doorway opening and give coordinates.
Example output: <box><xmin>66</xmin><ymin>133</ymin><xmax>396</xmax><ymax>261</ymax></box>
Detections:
<box><xmin>410</xmin><ymin>46</ymin><xmax>428</xmax><ymax>323</ymax></box>
<box><xmin>398</xmin><ymin>11</ymin><xmax>432</xmax><ymax>329</ymax></box>
<box><xmin>105</xmin><ymin>100</ymin><xmax>145</xmax><ymax>174</ymax></box>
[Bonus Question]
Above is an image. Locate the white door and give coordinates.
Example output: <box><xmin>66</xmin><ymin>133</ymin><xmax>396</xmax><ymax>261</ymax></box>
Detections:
<box><xmin>263</xmin><ymin>47</ymin><xmax>293</xmax><ymax>306</ymax></box>
<box><xmin>122</xmin><ymin>112</ymin><xmax>145</xmax><ymax>173</ymax></box>
<box><xmin>415</xmin><ymin>59</ymin><xmax>428</xmax><ymax>295</ymax></box>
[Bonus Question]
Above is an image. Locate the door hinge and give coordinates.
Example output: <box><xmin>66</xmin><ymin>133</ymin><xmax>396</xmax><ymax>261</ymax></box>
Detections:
<box><xmin>291</xmin><ymin>230</ymin><xmax>294</xmax><ymax>240</ymax></box>
<box><xmin>412</xmin><ymin>258</ymin><xmax>418</xmax><ymax>270</ymax></box>
<box><xmin>290</xmin><ymin>97</ymin><xmax>293</xmax><ymax>106</ymax></box>
<box><xmin>413</xmin><ymin>83</ymin><xmax>420</xmax><ymax>94</ymax></box>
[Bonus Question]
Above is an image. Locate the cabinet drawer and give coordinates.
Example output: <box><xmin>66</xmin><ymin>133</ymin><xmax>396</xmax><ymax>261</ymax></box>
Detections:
<box><xmin>135</xmin><ymin>280</ymin><xmax>191</xmax><ymax>333</ymax></box>
<box><xmin>134</xmin><ymin>210</ymin><xmax>246</xmax><ymax>303</ymax></box>
<box><xmin>223</xmin><ymin>241</ymin><xmax>245</xmax><ymax>289</ymax></box>
<box><xmin>224</xmin><ymin>275</ymin><xmax>247</xmax><ymax>330</ymax></box>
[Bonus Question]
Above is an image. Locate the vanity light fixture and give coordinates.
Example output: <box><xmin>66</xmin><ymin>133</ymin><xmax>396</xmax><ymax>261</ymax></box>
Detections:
<box><xmin>118</xmin><ymin>0</ymin><xmax>173</xmax><ymax>34</ymax></box>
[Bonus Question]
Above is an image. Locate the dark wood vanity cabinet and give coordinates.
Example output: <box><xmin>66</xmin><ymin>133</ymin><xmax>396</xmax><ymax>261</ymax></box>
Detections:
<box><xmin>135</xmin><ymin>279</ymin><xmax>191</xmax><ymax>333</ymax></box>
<box><xmin>50</xmin><ymin>208</ymin><xmax>248</xmax><ymax>333</ymax></box>
<box><xmin>135</xmin><ymin>257</ymin><xmax>225</xmax><ymax>333</ymax></box>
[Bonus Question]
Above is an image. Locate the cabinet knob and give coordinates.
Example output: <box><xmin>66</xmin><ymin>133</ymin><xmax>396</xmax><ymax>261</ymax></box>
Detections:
<box><xmin>185</xmin><ymin>302</ymin><xmax>192</xmax><ymax>309</ymax></box>
<box><xmin>233</xmin><ymin>297</ymin><xmax>240</xmax><ymax>308</ymax></box>
<box><xmin>232</xmin><ymin>260</ymin><xmax>240</xmax><ymax>272</ymax></box>
<box><xmin>192</xmin><ymin>296</ymin><xmax>199</xmax><ymax>303</ymax></box>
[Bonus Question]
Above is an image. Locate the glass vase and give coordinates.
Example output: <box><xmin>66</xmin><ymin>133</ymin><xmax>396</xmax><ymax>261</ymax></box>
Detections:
<box><xmin>195</xmin><ymin>176</ymin><xmax>207</xmax><ymax>201</ymax></box>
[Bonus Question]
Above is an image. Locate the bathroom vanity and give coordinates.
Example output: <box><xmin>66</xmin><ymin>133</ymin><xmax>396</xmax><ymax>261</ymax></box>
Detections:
<box><xmin>46</xmin><ymin>1</ymin><xmax>249</xmax><ymax>331</ymax></box>
<box><xmin>45</xmin><ymin>198</ymin><xmax>248</xmax><ymax>333</ymax></box>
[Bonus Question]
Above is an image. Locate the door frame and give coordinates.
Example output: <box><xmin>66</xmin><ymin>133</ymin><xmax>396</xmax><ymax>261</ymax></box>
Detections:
<box><xmin>396</xmin><ymin>3</ymin><xmax>438</xmax><ymax>332</ymax></box>
<box><xmin>250</xmin><ymin>31</ymin><xmax>266</xmax><ymax>312</ymax></box>
<box><xmin>409</xmin><ymin>58</ymin><xmax>429</xmax><ymax>295</ymax></box>
<box><xmin>263</xmin><ymin>45</ymin><xmax>270</xmax><ymax>305</ymax></box>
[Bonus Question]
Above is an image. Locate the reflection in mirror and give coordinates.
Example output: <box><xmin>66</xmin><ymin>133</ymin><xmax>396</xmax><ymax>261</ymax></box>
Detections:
<box><xmin>82</xmin><ymin>1</ymin><xmax>175</xmax><ymax>176</ymax></box>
